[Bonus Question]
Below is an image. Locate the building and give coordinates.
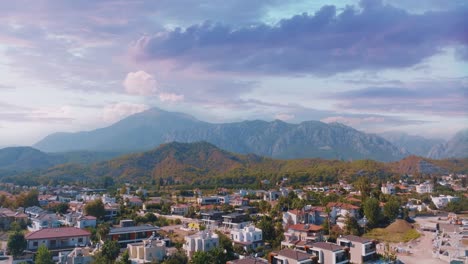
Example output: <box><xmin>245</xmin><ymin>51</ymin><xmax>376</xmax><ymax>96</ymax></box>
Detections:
<box><xmin>283</xmin><ymin>207</ymin><xmax>321</xmax><ymax>226</ymax></box>
<box><xmin>25</xmin><ymin>227</ymin><xmax>91</xmax><ymax>251</ymax></box>
<box><xmin>381</xmin><ymin>183</ymin><xmax>395</xmax><ymax>195</ymax></box>
<box><xmin>197</xmin><ymin>196</ymin><xmax>220</xmax><ymax>205</ymax></box>
<box><xmin>270</xmin><ymin>248</ymin><xmax>313</xmax><ymax>264</ymax></box>
<box><xmin>170</xmin><ymin>204</ymin><xmax>190</xmax><ymax>216</ymax></box>
<box><xmin>58</xmin><ymin>247</ymin><xmax>94</xmax><ymax>264</ymax></box>
<box><xmin>431</xmin><ymin>195</ymin><xmax>460</xmax><ymax>209</ymax></box>
<box><xmin>76</xmin><ymin>215</ymin><xmax>97</xmax><ymax>229</ymax></box>
<box><xmin>326</xmin><ymin>203</ymin><xmax>359</xmax><ymax>224</ymax></box>
<box><xmin>337</xmin><ymin>235</ymin><xmax>376</xmax><ymax>264</ymax></box>
<box><xmin>0</xmin><ymin>208</ymin><xmax>28</xmax><ymax>230</ymax></box>
<box><xmin>230</xmin><ymin>225</ymin><xmax>263</xmax><ymax>250</ymax></box>
<box><xmin>416</xmin><ymin>182</ymin><xmax>433</xmax><ymax>194</ymax></box>
<box><xmin>127</xmin><ymin>233</ymin><xmax>166</xmax><ymax>263</ymax></box>
<box><xmin>28</xmin><ymin>213</ymin><xmax>61</xmax><ymax>231</ymax></box>
<box><xmin>108</xmin><ymin>224</ymin><xmax>160</xmax><ymax>246</ymax></box>
<box><xmin>200</xmin><ymin>210</ymin><xmax>224</xmax><ymax>227</ymax></box>
<box><xmin>183</xmin><ymin>230</ymin><xmax>219</xmax><ymax>259</ymax></box>
<box><xmin>222</xmin><ymin>212</ymin><xmax>250</xmax><ymax>230</ymax></box>
<box><xmin>282</xmin><ymin>224</ymin><xmax>323</xmax><ymax>249</ymax></box>
<box><xmin>104</xmin><ymin>203</ymin><xmax>120</xmax><ymax>219</ymax></box>
<box><xmin>309</xmin><ymin>242</ymin><xmax>349</xmax><ymax>264</ymax></box>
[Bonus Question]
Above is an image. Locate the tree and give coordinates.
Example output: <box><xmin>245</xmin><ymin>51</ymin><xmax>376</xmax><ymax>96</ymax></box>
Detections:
<box><xmin>97</xmin><ymin>223</ymin><xmax>111</xmax><ymax>241</ymax></box>
<box><xmin>52</xmin><ymin>202</ymin><xmax>69</xmax><ymax>214</ymax></box>
<box><xmin>191</xmin><ymin>251</ymin><xmax>212</xmax><ymax>264</ymax></box>
<box><xmin>363</xmin><ymin>197</ymin><xmax>382</xmax><ymax>228</ymax></box>
<box><xmin>7</xmin><ymin>231</ymin><xmax>27</xmax><ymax>258</ymax></box>
<box><xmin>162</xmin><ymin>250</ymin><xmax>188</xmax><ymax>264</ymax></box>
<box><xmin>344</xmin><ymin>215</ymin><xmax>361</xmax><ymax>236</ymax></box>
<box><xmin>256</xmin><ymin>216</ymin><xmax>275</xmax><ymax>241</ymax></box>
<box><xmin>383</xmin><ymin>198</ymin><xmax>400</xmax><ymax>222</ymax></box>
<box><xmin>117</xmin><ymin>249</ymin><xmax>130</xmax><ymax>264</ymax></box>
<box><xmin>16</xmin><ymin>190</ymin><xmax>39</xmax><ymax>208</ymax></box>
<box><xmin>84</xmin><ymin>199</ymin><xmax>105</xmax><ymax>220</ymax></box>
<box><xmin>354</xmin><ymin>177</ymin><xmax>371</xmax><ymax>200</ymax></box>
<box><xmin>100</xmin><ymin>240</ymin><xmax>121</xmax><ymax>263</ymax></box>
<box><xmin>35</xmin><ymin>244</ymin><xmax>53</xmax><ymax>264</ymax></box>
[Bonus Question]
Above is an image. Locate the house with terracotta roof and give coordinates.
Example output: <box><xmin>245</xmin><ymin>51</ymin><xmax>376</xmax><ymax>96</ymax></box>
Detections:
<box><xmin>281</xmin><ymin>224</ymin><xmax>323</xmax><ymax>249</ymax></box>
<box><xmin>269</xmin><ymin>248</ymin><xmax>314</xmax><ymax>264</ymax></box>
<box><xmin>309</xmin><ymin>242</ymin><xmax>349</xmax><ymax>264</ymax></box>
<box><xmin>337</xmin><ymin>235</ymin><xmax>376</xmax><ymax>264</ymax></box>
<box><xmin>283</xmin><ymin>207</ymin><xmax>322</xmax><ymax>227</ymax></box>
<box><xmin>25</xmin><ymin>227</ymin><xmax>91</xmax><ymax>251</ymax></box>
<box><xmin>0</xmin><ymin>208</ymin><xmax>27</xmax><ymax>230</ymax></box>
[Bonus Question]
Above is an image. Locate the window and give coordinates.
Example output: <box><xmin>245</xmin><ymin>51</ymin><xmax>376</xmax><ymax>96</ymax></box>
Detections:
<box><xmin>78</xmin><ymin>238</ymin><xmax>83</xmax><ymax>243</ymax></box>
<box><xmin>33</xmin><ymin>241</ymin><xmax>38</xmax><ymax>247</ymax></box>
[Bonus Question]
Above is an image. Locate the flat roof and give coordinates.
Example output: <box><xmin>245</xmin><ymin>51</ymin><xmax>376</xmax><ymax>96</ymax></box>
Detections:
<box><xmin>109</xmin><ymin>224</ymin><xmax>159</xmax><ymax>235</ymax></box>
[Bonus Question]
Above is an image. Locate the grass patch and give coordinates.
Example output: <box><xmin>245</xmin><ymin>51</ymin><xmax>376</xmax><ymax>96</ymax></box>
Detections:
<box><xmin>364</xmin><ymin>228</ymin><xmax>421</xmax><ymax>243</ymax></box>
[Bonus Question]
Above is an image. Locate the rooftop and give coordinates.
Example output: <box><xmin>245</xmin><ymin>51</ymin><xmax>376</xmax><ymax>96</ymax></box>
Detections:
<box><xmin>25</xmin><ymin>227</ymin><xmax>91</xmax><ymax>240</ymax></box>
<box><xmin>312</xmin><ymin>242</ymin><xmax>345</xmax><ymax>252</ymax></box>
<box><xmin>340</xmin><ymin>235</ymin><xmax>372</xmax><ymax>244</ymax></box>
<box><xmin>277</xmin><ymin>248</ymin><xmax>311</xmax><ymax>261</ymax></box>
<box><xmin>109</xmin><ymin>224</ymin><xmax>159</xmax><ymax>235</ymax></box>
<box><xmin>289</xmin><ymin>224</ymin><xmax>323</xmax><ymax>232</ymax></box>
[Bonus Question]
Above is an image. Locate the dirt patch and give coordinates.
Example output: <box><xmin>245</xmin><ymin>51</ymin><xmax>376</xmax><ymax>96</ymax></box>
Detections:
<box><xmin>385</xmin><ymin>219</ymin><xmax>414</xmax><ymax>233</ymax></box>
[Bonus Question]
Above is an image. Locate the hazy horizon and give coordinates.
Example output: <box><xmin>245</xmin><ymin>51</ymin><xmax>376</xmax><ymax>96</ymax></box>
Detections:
<box><xmin>1</xmin><ymin>0</ymin><xmax>467</xmax><ymax>146</ymax></box>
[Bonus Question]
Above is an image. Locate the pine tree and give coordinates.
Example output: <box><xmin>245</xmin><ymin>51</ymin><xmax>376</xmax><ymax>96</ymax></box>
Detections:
<box><xmin>35</xmin><ymin>245</ymin><xmax>53</xmax><ymax>264</ymax></box>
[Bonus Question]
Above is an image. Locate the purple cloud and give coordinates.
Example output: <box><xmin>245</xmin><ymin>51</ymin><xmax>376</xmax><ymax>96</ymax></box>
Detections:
<box><xmin>329</xmin><ymin>80</ymin><xmax>468</xmax><ymax>116</ymax></box>
<box><xmin>133</xmin><ymin>1</ymin><xmax>468</xmax><ymax>75</ymax></box>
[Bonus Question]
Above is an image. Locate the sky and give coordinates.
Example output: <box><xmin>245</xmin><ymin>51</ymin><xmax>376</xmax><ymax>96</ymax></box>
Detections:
<box><xmin>0</xmin><ymin>0</ymin><xmax>467</xmax><ymax>147</ymax></box>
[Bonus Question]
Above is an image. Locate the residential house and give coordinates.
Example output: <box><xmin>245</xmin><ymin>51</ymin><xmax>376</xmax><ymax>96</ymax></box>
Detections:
<box><xmin>200</xmin><ymin>210</ymin><xmax>224</xmax><ymax>227</ymax></box>
<box><xmin>222</xmin><ymin>212</ymin><xmax>250</xmax><ymax>230</ymax></box>
<box><xmin>431</xmin><ymin>195</ymin><xmax>460</xmax><ymax>209</ymax></box>
<box><xmin>326</xmin><ymin>203</ymin><xmax>359</xmax><ymax>224</ymax></box>
<box><xmin>28</xmin><ymin>213</ymin><xmax>61</xmax><ymax>232</ymax></box>
<box><xmin>230</xmin><ymin>224</ymin><xmax>263</xmax><ymax>250</ymax></box>
<box><xmin>264</xmin><ymin>190</ymin><xmax>281</xmax><ymax>202</ymax></box>
<box><xmin>76</xmin><ymin>215</ymin><xmax>97</xmax><ymax>229</ymax></box>
<box><xmin>183</xmin><ymin>230</ymin><xmax>219</xmax><ymax>259</ymax></box>
<box><xmin>269</xmin><ymin>248</ymin><xmax>313</xmax><ymax>264</ymax></box>
<box><xmin>337</xmin><ymin>235</ymin><xmax>376</xmax><ymax>264</ymax></box>
<box><xmin>309</xmin><ymin>242</ymin><xmax>349</xmax><ymax>264</ymax></box>
<box><xmin>127</xmin><ymin>234</ymin><xmax>166</xmax><ymax>263</ymax></box>
<box><xmin>381</xmin><ymin>183</ymin><xmax>395</xmax><ymax>195</ymax></box>
<box><xmin>416</xmin><ymin>182</ymin><xmax>433</xmax><ymax>194</ymax></box>
<box><xmin>108</xmin><ymin>224</ymin><xmax>160</xmax><ymax>246</ymax></box>
<box><xmin>25</xmin><ymin>227</ymin><xmax>91</xmax><ymax>251</ymax></box>
<box><xmin>58</xmin><ymin>247</ymin><xmax>94</xmax><ymax>264</ymax></box>
<box><xmin>197</xmin><ymin>196</ymin><xmax>220</xmax><ymax>205</ymax></box>
<box><xmin>170</xmin><ymin>204</ymin><xmax>190</xmax><ymax>216</ymax></box>
<box><xmin>0</xmin><ymin>208</ymin><xmax>28</xmax><ymax>230</ymax></box>
<box><xmin>283</xmin><ymin>207</ymin><xmax>321</xmax><ymax>227</ymax></box>
<box><xmin>104</xmin><ymin>203</ymin><xmax>120</xmax><ymax>219</ymax></box>
<box><xmin>282</xmin><ymin>224</ymin><xmax>323</xmax><ymax>249</ymax></box>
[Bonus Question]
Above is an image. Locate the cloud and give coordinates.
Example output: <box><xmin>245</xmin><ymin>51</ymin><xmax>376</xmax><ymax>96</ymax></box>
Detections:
<box><xmin>132</xmin><ymin>1</ymin><xmax>468</xmax><ymax>75</ymax></box>
<box><xmin>329</xmin><ymin>80</ymin><xmax>468</xmax><ymax>116</ymax></box>
<box><xmin>123</xmin><ymin>71</ymin><xmax>157</xmax><ymax>95</ymax></box>
<box><xmin>101</xmin><ymin>102</ymin><xmax>149</xmax><ymax>123</ymax></box>
<box><xmin>158</xmin><ymin>92</ymin><xmax>184</xmax><ymax>102</ymax></box>
<box><xmin>0</xmin><ymin>103</ymin><xmax>75</xmax><ymax>123</ymax></box>
<box><xmin>275</xmin><ymin>113</ymin><xmax>295</xmax><ymax>121</ymax></box>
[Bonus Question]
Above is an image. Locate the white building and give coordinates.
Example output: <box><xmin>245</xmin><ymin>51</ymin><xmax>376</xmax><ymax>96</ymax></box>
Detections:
<box><xmin>416</xmin><ymin>182</ymin><xmax>433</xmax><ymax>194</ymax></box>
<box><xmin>183</xmin><ymin>231</ymin><xmax>219</xmax><ymax>259</ymax></box>
<box><xmin>431</xmin><ymin>195</ymin><xmax>460</xmax><ymax>209</ymax></box>
<box><xmin>230</xmin><ymin>225</ymin><xmax>263</xmax><ymax>250</ymax></box>
<box><xmin>127</xmin><ymin>235</ymin><xmax>166</xmax><ymax>264</ymax></box>
<box><xmin>381</xmin><ymin>182</ymin><xmax>395</xmax><ymax>195</ymax></box>
<box><xmin>58</xmin><ymin>247</ymin><xmax>94</xmax><ymax>264</ymax></box>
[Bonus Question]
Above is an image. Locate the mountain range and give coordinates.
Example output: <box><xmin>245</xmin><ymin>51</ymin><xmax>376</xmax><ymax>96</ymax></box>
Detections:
<box><xmin>35</xmin><ymin>107</ymin><xmax>412</xmax><ymax>162</ymax></box>
<box><xmin>2</xmin><ymin>142</ymin><xmax>467</xmax><ymax>187</ymax></box>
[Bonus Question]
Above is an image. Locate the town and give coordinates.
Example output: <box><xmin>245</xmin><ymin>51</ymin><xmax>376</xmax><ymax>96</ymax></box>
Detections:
<box><xmin>0</xmin><ymin>172</ymin><xmax>466</xmax><ymax>264</ymax></box>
